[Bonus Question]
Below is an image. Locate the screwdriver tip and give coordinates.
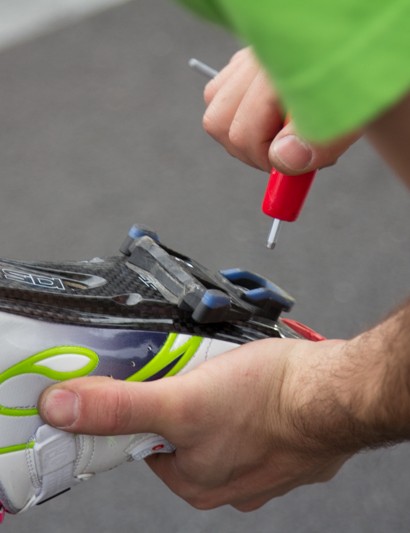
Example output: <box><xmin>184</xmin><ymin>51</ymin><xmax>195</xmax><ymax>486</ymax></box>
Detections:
<box><xmin>266</xmin><ymin>219</ymin><xmax>282</xmax><ymax>251</ymax></box>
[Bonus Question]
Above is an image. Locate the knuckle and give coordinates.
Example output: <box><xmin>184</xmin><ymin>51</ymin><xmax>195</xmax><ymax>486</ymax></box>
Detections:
<box><xmin>228</xmin><ymin>119</ymin><xmax>247</xmax><ymax>151</ymax></box>
<box><xmin>203</xmin><ymin>81</ymin><xmax>216</xmax><ymax>105</ymax></box>
<box><xmin>202</xmin><ymin>111</ymin><xmax>224</xmax><ymax>142</ymax></box>
<box><xmin>202</xmin><ymin>111</ymin><xmax>214</xmax><ymax>135</ymax></box>
<box><xmin>230</xmin><ymin>47</ymin><xmax>249</xmax><ymax>64</ymax></box>
<box><xmin>232</xmin><ymin>501</ymin><xmax>265</xmax><ymax>513</ymax></box>
<box><xmin>188</xmin><ymin>495</ymin><xmax>218</xmax><ymax>511</ymax></box>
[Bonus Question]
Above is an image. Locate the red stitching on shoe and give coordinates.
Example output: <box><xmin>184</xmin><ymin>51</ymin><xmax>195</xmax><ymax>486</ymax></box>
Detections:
<box><xmin>281</xmin><ymin>318</ymin><xmax>326</xmax><ymax>342</ymax></box>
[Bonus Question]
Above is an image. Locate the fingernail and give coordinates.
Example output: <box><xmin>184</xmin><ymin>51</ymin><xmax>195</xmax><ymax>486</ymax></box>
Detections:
<box><xmin>272</xmin><ymin>135</ymin><xmax>313</xmax><ymax>172</ymax></box>
<box><xmin>41</xmin><ymin>389</ymin><xmax>79</xmax><ymax>429</ymax></box>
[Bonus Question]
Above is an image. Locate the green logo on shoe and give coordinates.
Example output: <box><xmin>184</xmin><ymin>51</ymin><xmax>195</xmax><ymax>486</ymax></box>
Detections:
<box><xmin>126</xmin><ymin>333</ymin><xmax>203</xmax><ymax>382</ymax></box>
<box><xmin>0</xmin><ymin>346</ymin><xmax>99</xmax><ymax>417</ymax></box>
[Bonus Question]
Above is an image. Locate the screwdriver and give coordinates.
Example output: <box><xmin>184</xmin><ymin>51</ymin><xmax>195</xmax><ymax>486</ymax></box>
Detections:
<box><xmin>189</xmin><ymin>58</ymin><xmax>317</xmax><ymax>249</ymax></box>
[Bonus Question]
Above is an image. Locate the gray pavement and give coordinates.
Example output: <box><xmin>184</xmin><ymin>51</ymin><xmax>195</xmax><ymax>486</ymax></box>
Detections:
<box><xmin>1</xmin><ymin>1</ymin><xmax>410</xmax><ymax>532</ymax></box>
<box><xmin>0</xmin><ymin>0</ymin><xmax>129</xmax><ymax>50</ymax></box>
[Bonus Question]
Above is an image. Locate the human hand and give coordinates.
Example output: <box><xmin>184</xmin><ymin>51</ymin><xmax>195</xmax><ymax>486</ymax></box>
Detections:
<box><xmin>38</xmin><ymin>337</ymin><xmax>356</xmax><ymax>511</ymax></box>
<box><xmin>203</xmin><ymin>48</ymin><xmax>361</xmax><ymax>174</ymax></box>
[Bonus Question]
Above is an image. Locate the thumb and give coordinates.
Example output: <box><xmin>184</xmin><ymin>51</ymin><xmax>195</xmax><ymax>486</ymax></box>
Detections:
<box><xmin>269</xmin><ymin>122</ymin><xmax>361</xmax><ymax>175</ymax></box>
<box><xmin>38</xmin><ymin>375</ymin><xmax>198</xmax><ymax>439</ymax></box>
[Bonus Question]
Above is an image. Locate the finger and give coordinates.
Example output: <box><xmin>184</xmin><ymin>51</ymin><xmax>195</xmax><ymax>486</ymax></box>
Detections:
<box><xmin>269</xmin><ymin>122</ymin><xmax>361</xmax><ymax>175</ymax></box>
<box><xmin>145</xmin><ymin>452</ymin><xmax>214</xmax><ymax>509</ymax></box>
<box><xmin>145</xmin><ymin>454</ymin><xmax>227</xmax><ymax>511</ymax></box>
<box><xmin>231</xmin><ymin>486</ymin><xmax>297</xmax><ymax>512</ymax></box>
<box><xmin>38</xmin><ymin>374</ymin><xmax>202</xmax><ymax>440</ymax></box>
<box><xmin>202</xmin><ymin>58</ymin><xmax>260</xmax><ymax>166</ymax></box>
<box><xmin>228</xmin><ymin>69</ymin><xmax>282</xmax><ymax>171</ymax></box>
<box><xmin>231</xmin><ymin>493</ymin><xmax>278</xmax><ymax>513</ymax></box>
<box><xmin>231</xmin><ymin>453</ymin><xmax>348</xmax><ymax>512</ymax></box>
<box><xmin>230</xmin><ymin>471</ymin><xmax>317</xmax><ymax>512</ymax></box>
<box><xmin>203</xmin><ymin>49</ymin><xmax>250</xmax><ymax>104</ymax></box>
<box><xmin>146</xmin><ymin>455</ymin><xmax>291</xmax><ymax>512</ymax></box>
<box><xmin>145</xmin><ymin>452</ymin><xmax>188</xmax><ymax>493</ymax></box>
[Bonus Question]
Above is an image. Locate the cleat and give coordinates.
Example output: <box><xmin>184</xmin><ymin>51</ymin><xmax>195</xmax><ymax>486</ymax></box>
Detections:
<box><xmin>0</xmin><ymin>224</ymin><xmax>321</xmax><ymax>518</ymax></box>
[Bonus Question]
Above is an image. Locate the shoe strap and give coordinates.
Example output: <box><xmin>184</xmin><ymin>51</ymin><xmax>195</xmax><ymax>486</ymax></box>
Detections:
<box><xmin>23</xmin><ymin>425</ymin><xmax>78</xmax><ymax>512</ymax></box>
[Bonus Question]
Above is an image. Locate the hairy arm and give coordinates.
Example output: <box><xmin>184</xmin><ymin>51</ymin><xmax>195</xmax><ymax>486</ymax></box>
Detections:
<box><xmin>346</xmin><ymin>303</ymin><xmax>410</xmax><ymax>446</ymax></box>
<box><xmin>289</xmin><ymin>303</ymin><xmax>410</xmax><ymax>459</ymax></box>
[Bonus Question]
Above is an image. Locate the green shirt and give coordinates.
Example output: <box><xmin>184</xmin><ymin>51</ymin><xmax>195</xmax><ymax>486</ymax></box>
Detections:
<box><xmin>177</xmin><ymin>0</ymin><xmax>410</xmax><ymax>141</ymax></box>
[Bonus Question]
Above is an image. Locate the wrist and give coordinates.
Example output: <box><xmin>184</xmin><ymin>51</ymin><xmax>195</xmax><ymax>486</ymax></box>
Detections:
<box><xmin>343</xmin><ymin>310</ymin><xmax>410</xmax><ymax>445</ymax></box>
<box><xmin>283</xmin><ymin>337</ymin><xmax>395</xmax><ymax>456</ymax></box>
<box><xmin>269</xmin><ymin>339</ymin><xmax>366</xmax><ymax>457</ymax></box>
<box><xmin>286</xmin><ymin>312</ymin><xmax>410</xmax><ymax>456</ymax></box>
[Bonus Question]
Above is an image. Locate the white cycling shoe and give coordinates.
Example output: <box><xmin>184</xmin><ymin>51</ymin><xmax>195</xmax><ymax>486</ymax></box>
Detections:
<box><xmin>0</xmin><ymin>224</ymin><xmax>322</xmax><ymax>521</ymax></box>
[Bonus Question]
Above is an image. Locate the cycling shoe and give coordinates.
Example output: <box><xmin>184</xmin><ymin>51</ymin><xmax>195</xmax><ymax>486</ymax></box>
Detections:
<box><xmin>0</xmin><ymin>224</ymin><xmax>321</xmax><ymax>519</ymax></box>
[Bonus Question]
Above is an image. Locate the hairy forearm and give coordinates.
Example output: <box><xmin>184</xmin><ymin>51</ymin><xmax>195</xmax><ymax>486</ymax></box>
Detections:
<box><xmin>291</xmin><ymin>301</ymin><xmax>410</xmax><ymax>456</ymax></box>
<box><xmin>348</xmin><ymin>301</ymin><xmax>410</xmax><ymax>443</ymax></box>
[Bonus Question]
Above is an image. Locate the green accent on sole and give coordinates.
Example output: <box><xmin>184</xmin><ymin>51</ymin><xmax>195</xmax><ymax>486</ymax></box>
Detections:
<box><xmin>127</xmin><ymin>333</ymin><xmax>203</xmax><ymax>382</ymax></box>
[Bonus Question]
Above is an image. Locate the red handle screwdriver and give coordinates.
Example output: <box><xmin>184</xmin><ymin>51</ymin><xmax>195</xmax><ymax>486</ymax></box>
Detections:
<box><xmin>189</xmin><ymin>59</ymin><xmax>317</xmax><ymax>250</ymax></box>
<box><xmin>263</xmin><ymin>167</ymin><xmax>317</xmax><ymax>248</ymax></box>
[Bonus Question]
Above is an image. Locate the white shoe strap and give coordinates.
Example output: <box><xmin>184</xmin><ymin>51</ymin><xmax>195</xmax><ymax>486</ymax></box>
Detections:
<box><xmin>23</xmin><ymin>426</ymin><xmax>78</xmax><ymax>511</ymax></box>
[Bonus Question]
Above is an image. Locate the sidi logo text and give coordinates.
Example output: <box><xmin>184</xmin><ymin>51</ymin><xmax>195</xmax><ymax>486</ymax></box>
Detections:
<box><xmin>1</xmin><ymin>269</ymin><xmax>65</xmax><ymax>290</ymax></box>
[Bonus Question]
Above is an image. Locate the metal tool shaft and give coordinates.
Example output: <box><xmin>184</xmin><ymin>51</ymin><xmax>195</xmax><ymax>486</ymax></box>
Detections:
<box><xmin>188</xmin><ymin>58</ymin><xmax>218</xmax><ymax>79</ymax></box>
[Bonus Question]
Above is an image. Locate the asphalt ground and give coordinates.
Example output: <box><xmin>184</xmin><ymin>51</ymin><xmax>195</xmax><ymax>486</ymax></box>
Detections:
<box><xmin>0</xmin><ymin>0</ymin><xmax>128</xmax><ymax>50</ymax></box>
<box><xmin>1</xmin><ymin>1</ymin><xmax>410</xmax><ymax>532</ymax></box>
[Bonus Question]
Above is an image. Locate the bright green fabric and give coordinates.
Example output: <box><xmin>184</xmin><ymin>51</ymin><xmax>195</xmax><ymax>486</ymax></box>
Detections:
<box><xmin>177</xmin><ymin>0</ymin><xmax>410</xmax><ymax>141</ymax></box>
